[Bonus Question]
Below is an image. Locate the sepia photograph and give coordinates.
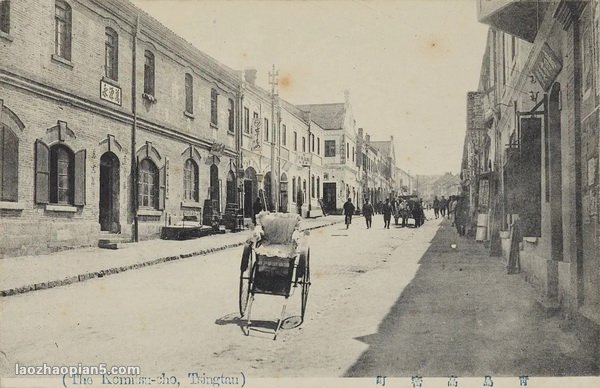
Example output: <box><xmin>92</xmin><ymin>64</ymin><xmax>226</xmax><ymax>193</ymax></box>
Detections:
<box><xmin>0</xmin><ymin>0</ymin><xmax>599</xmax><ymax>387</ymax></box>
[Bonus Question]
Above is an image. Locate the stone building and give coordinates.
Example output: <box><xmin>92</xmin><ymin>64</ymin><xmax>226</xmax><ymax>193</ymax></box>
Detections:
<box><xmin>0</xmin><ymin>0</ymin><xmax>240</xmax><ymax>257</ymax></box>
<box><xmin>467</xmin><ymin>0</ymin><xmax>600</xmax><ymax>366</ymax></box>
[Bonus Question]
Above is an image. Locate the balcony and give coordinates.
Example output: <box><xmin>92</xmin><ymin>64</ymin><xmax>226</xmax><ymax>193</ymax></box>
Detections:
<box><xmin>477</xmin><ymin>0</ymin><xmax>547</xmax><ymax>42</ymax></box>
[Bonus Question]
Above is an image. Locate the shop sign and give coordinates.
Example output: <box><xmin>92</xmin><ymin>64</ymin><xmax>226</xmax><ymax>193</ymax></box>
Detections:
<box><xmin>531</xmin><ymin>44</ymin><xmax>562</xmax><ymax>91</ymax></box>
<box><xmin>251</xmin><ymin>117</ymin><xmax>262</xmax><ymax>150</ymax></box>
<box><xmin>100</xmin><ymin>80</ymin><xmax>122</xmax><ymax>106</ymax></box>
<box><xmin>210</xmin><ymin>142</ymin><xmax>226</xmax><ymax>157</ymax></box>
<box><xmin>297</xmin><ymin>152</ymin><xmax>312</xmax><ymax>167</ymax></box>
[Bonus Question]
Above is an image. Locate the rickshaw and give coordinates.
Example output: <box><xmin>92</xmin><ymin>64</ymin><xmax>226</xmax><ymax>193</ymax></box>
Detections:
<box><xmin>238</xmin><ymin>212</ymin><xmax>311</xmax><ymax>340</ymax></box>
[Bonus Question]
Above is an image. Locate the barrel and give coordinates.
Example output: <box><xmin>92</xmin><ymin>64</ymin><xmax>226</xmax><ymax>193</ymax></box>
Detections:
<box><xmin>475</xmin><ymin>213</ymin><xmax>489</xmax><ymax>241</ymax></box>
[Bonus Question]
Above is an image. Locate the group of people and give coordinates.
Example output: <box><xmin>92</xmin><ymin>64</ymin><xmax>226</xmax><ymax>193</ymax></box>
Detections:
<box><xmin>343</xmin><ymin>197</ymin><xmax>426</xmax><ymax>229</ymax></box>
<box><xmin>431</xmin><ymin>195</ymin><xmax>468</xmax><ymax>236</ymax></box>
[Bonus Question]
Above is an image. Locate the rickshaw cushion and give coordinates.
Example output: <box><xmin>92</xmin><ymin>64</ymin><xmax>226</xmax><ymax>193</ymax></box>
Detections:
<box><xmin>254</xmin><ymin>243</ymin><xmax>297</xmax><ymax>258</ymax></box>
<box><xmin>256</xmin><ymin>212</ymin><xmax>301</xmax><ymax>245</ymax></box>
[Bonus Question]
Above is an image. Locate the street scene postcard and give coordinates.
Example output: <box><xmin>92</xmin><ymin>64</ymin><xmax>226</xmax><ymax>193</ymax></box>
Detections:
<box><xmin>1</xmin><ymin>0</ymin><xmax>600</xmax><ymax>387</ymax></box>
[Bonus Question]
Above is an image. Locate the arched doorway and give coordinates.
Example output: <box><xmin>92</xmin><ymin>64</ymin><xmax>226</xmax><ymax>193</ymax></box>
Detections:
<box><xmin>210</xmin><ymin>164</ymin><xmax>220</xmax><ymax>213</ymax></box>
<box><xmin>548</xmin><ymin>83</ymin><xmax>563</xmax><ymax>262</ymax></box>
<box><xmin>99</xmin><ymin>152</ymin><xmax>120</xmax><ymax>232</ymax></box>
<box><xmin>264</xmin><ymin>172</ymin><xmax>272</xmax><ymax>211</ymax></box>
<box><xmin>243</xmin><ymin>167</ymin><xmax>257</xmax><ymax>217</ymax></box>
<box><xmin>280</xmin><ymin>173</ymin><xmax>288</xmax><ymax>213</ymax></box>
<box><xmin>226</xmin><ymin>170</ymin><xmax>236</xmax><ymax>205</ymax></box>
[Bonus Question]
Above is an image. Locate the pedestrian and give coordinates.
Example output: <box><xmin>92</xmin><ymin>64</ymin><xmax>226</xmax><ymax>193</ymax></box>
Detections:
<box><xmin>412</xmin><ymin>200</ymin><xmax>424</xmax><ymax>227</ymax></box>
<box><xmin>450</xmin><ymin>196</ymin><xmax>458</xmax><ymax>225</ymax></box>
<box><xmin>363</xmin><ymin>198</ymin><xmax>374</xmax><ymax>229</ymax></box>
<box><xmin>454</xmin><ymin>196</ymin><xmax>466</xmax><ymax>236</ymax></box>
<box><xmin>382</xmin><ymin>198</ymin><xmax>392</xmax><ymax>229</ymax></box>
<box><xmin>252</xmin><ymin>196</ymin><xmax>263</xmax><ymax>225</ymax></box>
<box><xmin>296</xmin><ymin>189</ymin><xmax>304</xmax><ymax>217</ymax></box>
<box><xmin>433</xmin><ymin>196</ymin><xmax>440</xmax><ymax>219</ymax></box>
<box><xmin>440</xmin><ymin>196</ymin><xmax>447</xmax><ymax>217</ymax></box>
<box><xmin>400</xmin><ymin>198</ymin><xmax>409</xmax><ymax>227</ymax></box>
<box><xmin>343</xmin><ymin>197</ymin><xmax>355</xmax><ymax>230</ymax></box>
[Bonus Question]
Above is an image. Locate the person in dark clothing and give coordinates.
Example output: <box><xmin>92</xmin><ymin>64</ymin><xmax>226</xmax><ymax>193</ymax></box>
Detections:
<box><xmin>455</xmin><ymin>196</ymin><xmax>467</xmax><ymax>236</ymax></box>
<box><xmin>363</xmin><ymin>199</ymin><xmax>374</xmax><ymax>229</ymax></box>
<box><xmin>252</xmin><ymin>196</ymin><xmax>263</xmax><ymax>225</ymax></box>
<box><xmin>343</xmin><ymin>197</ymin><xmax>355</xmax><ymax>229</ymax></box>
<box><xmin>439</xmin><ymin>196</ymin><xmax>447</xmax><ymax>217</ymax></box>
<box><xmin>382</xmin><ymin>198</ymin><xmax>393</xmax><ymax>229</ymax></box>
<box><xmin>433</xmin><ymin>196</ymin><xmax>440</xmax><ymax>219</ymax></box>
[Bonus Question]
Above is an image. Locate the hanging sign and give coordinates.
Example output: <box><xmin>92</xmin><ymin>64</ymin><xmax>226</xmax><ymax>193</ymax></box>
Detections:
<box><xmin>531</xmin><ymin>43</ymin><xmax>562</xmax><ymax>91</ymax></box>
<box><xmin>100</xmin><ymin>80</ymin><xmax>122</xmax><ymax>106</ymax></box>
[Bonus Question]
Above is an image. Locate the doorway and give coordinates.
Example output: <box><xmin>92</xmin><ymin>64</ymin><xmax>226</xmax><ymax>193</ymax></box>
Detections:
<box><xmin>323</xmin><ymin>182</ymin><xmax>337</xmax><ymax>212</ymax></box>
<box><xmin>99</xmin><ymin>152</ymin><xmax>120</xmax><ymax>232</ymax></box>
<box><xmin>548</xmin><ymin>83</ymin><xmax>563</xmax><ymax>261</ymax></box>
<box><xmin>210</xmin><ymin>164</ymin><xmax>220</xmax><ymax>213</ymax></box>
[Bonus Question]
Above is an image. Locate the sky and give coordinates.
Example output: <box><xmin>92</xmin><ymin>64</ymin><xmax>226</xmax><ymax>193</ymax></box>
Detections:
<box><xmin>131</xmin><ymin>0</ymin><xmax>489</xmax><ymax>176</ymax></box>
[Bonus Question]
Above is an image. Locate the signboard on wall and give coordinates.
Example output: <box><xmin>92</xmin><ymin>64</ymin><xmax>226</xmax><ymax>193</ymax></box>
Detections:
<box><xmin>100</xmin><ymin>80</ymin><xmax>122</xmax><ymax>106</ymax></box>
<box><xmin>297</xmin><ymin>152</ymin><xmax>312</xmax><ymax>167</ymax></box>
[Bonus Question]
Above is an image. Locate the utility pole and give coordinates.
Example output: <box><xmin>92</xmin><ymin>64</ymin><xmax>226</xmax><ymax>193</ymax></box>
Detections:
<box><xmin>268</xmin><ymin>65</ymin><xmax>279</xmax><ymax>212</ymax></box>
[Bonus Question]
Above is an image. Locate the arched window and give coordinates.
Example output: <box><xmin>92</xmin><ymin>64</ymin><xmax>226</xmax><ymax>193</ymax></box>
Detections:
<box><xmin>50</xmin><ymin>144</ymin><xmax>74</xmax><ymax>204</ymax></box>
<box><xmin>183</xmin><ymin>159</ymin><xmax>198</xmax><ymax>202</ymax></box>
<box><xmin>144</xmin><ymin>50</ymin><xmax>155</xmax><ymax>95</ymax></box>
<box><xmin>105</xmin><ymin>27</ymin><xmax>118</xmax><ymax>81</ymax></box>
<box><xmin>185</xmin><ymin>73</ymin><xmax>193</xmax><ymax>114</ymax></box>
<box><xmin>54</xmin><ymin>1</ymin><xmax>72</xmax><ymax>60</ymax></box>
<box><xmin>0</xmin><ymin>124</ymin><xmax>18</xmax><ymax>201</ymax></box>
<box><xmin>139</xmin><ymin>158</ymin><xmax>158</xmax><ymax>209</ymax></box>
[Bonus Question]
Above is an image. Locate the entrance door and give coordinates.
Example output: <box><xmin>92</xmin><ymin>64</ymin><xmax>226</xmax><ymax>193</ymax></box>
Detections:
<box><xmin>323</xmin><ymin>182</ymin><xmax>337</xmax><ymax>212</ymax></box>
<box><xmin>244</xmin><ymin>180</ymin><xmax>253</xmax><ymax>217</ymax></box>
<box><xmin>210</xmin><ymin>164</ymin><xmax>220</xmax><ymax>213</ymax></box>
<box><xmin>548</xmin><ymin>84</ymin><xmax>563</xmax><ymax>261</ymax></box>
<box><xmin>99</xmin><ymin>152</ymin><xmax>120</xmax><ymax>232</ymax></box>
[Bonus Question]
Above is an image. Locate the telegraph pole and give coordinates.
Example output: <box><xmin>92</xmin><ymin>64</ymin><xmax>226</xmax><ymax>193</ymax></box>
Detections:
<box><xmin>268</xmin><ymin>65</ymin><xmax>279</xmax><ymax>212</ymax></box>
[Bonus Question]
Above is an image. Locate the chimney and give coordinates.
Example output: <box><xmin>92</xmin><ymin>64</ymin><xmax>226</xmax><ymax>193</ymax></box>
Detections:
<box><xmin>244</xmin><ymin>68</ymin><xmax>257</xmax><ymax>85</ymax></box>
<box><xmin>358</xmin><ymin>128</ymin><xmax>363</xmax><ymax>139</ymax></box>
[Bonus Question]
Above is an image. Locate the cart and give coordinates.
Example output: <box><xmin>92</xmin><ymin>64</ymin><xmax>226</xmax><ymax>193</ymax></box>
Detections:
<box><xmin>238</xmin><ymin>212</ymin><xmax>311</xmax><ymax>340</ymax></box>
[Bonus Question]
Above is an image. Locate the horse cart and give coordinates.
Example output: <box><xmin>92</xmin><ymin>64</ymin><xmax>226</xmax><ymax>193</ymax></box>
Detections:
<box><xmin>238</xmin><ymin>212</ymin><xmax>311</xmax><ymax>339</ymax></box>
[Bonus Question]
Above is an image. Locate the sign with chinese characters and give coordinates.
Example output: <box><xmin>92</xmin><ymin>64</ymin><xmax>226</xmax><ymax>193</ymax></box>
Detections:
<box><xmin>210</xmin><ymin>142</ymin><xmax>226</xmax><ymax>157</ymax></box>
<box><xmin>100</xmin><ymin>80</ymin><xmax>122</xmax><ymax>106</ymax></box>
<box><xmin>297</xmin><ymin>152</ymin><xmax>312</xmax><ymax>167</ymax></box>
<box><xmin>531</xmin><ymin>43</ymin><xmax>562</xmax><ymax>91</ymax></box>
<box><xmin>467</xmin><ymin>91</ymin><xmax>484</xmax><ymax>131</ymax></box>
<box><xmin>252</xmin><ymin>117</ymin><xmax>262</xmax><ymax>151</ymax></box>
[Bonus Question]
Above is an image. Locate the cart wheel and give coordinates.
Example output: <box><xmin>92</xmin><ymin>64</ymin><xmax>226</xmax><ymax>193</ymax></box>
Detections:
<box><xmin>300</xmin><ymin>249</ymin><xmax>311</xmax><ymax>320</ymax></box>
<box><xmin>239</xmin><ymin>245</ymin><xmax>254</xmax><ymax>317</ymax></box>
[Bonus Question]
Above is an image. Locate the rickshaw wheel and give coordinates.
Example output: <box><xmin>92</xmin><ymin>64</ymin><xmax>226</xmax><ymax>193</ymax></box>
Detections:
<box><xmin>300</xmin><ymin>249</ymin><xmax>311</xmax><ymax>320</ymax></box>
<box><xmin>239</xmin><ymin>246</ymin><xmax>254</xmax><ymax>317</ymax></box>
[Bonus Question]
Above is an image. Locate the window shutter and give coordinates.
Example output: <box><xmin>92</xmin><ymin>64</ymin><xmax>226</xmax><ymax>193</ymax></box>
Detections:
<box><xmin>35</xmin><ymin>140</ymin><xmax>50</xmax><ymax>204</ymax></box>
<box><xmin>74</xmin><ymin>149</ymin><xmax>86</xmax><ymax>206</ymax></box>
<box><xmin>158</xmin><ymin>162</ymin><xmax>166</xmax><ymax>210</ymax></box>
<box><xmin>2</xmin><ymin>128</ymin><xmax>18</xmax><ymax>201</ymax></box>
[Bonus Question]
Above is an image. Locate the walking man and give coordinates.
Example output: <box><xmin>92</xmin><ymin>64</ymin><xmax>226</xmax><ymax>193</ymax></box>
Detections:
<box><xmin>363</xmin><ymin>198</ymin><xmax>374</xmax><ymax>229</ymax></box>
<box><xmin>382</xmin><ymin>198</ymin><xmax>393</xmax><ymax>229</ymax></box>
<box><xmin>440</xmin><ymin>196</ymin><xmax>447</xmax><ymax>217</ymax></box>
<box><xmin>433</xmin><ymin>196</ymin><xmax>440</xmax><ymax>219</ymax></box>
<box><xmin>343</xmin><ymin>197</ymin><xmax>355</xmax><ymax>230</ymax></box>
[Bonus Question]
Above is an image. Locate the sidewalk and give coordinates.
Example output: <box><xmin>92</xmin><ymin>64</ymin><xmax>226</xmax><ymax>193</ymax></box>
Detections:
<box><xmin>0</xmin><ymin>216</ymin><xmax>343</xmax><ymax>297</ymax></box>
<box><xmin>346</xmin><ymin>218</ymin><xmax>598</xmax><ymax>376</ymax></box>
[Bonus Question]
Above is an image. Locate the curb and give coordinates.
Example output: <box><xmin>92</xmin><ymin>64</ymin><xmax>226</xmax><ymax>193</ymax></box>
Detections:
<box><xmin>0</xmin><ymin>219</ymin><xmax>342</xmax><ymax>298</ymax></box>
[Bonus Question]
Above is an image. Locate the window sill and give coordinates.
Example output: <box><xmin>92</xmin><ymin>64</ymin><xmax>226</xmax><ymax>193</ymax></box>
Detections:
<box><xmin>210</xmin><ymin>123</ymin><xmax>219</xmax><ymax>130</ymax></box>
<box><xmin>184</xmin><ymin>111</ymin><xmax>195</xmax><ymax>119</ymax></box>
<box><xmin>101</xmin><ymin>76</ymin><xmax>120</xmax><ymax>87</ymax></box>
<box><xmin>243</xmin><ymin>132</ymin><xmax>251</xmax><ymax>137</ymax></box>
<box><xmin>51</xmin><ymin>54</ymin><xmax>74</xmax><ymax>69</ymax></box>
<box><xmin>181</xmin><ymin>201</ymin><xmax>202</xmax><ymax>209</ymax></box>
<box><xmin>0</xmin><ymin>201</ymin><xmax>25</xmax><ymax>210</ymax></box>
<box><xmin>227</xmin><ymin>130</ymin><xmax>235</xmax><ymax>136</ymax></box>
<box><xmin>46</xmin><ymin>204</ymin><xmax>77</xmax><ymax>212</ymax></box>
<box><xmin>0</xmin><ymin>30</ymin><xmax>14</xmax><ymax>42</ymax></box>
<box><xmin>137</xmin><ymin>209</ymin><xmax>162</xmax><ymax>217</ymax></box>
